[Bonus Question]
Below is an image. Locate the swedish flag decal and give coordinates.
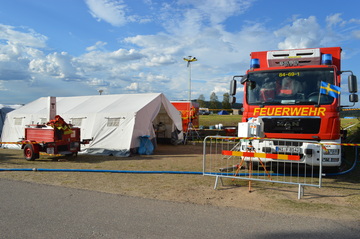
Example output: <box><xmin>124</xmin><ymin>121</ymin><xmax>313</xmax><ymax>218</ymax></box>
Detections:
<box><xmin>320</xmin><ymin>81</ymin><xmax>341</xmax><ymax>98</ymax></box>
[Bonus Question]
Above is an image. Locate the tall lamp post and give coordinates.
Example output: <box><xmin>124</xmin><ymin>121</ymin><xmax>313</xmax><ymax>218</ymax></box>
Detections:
<box><xmin>183</xmin><ymin>56</ymin><xmax>197</xmax><ymax>103</ymax></box>
<box><xmin>183</xmin><ymin>56</ymin><xmax>197</xmax><ymax>143</ymax></box>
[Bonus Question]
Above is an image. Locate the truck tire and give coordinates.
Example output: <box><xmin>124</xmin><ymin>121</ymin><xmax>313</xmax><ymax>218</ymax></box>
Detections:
<box><xmin>24</xmin><ymin>144</ymin><xmax>37</xmax><ymax>161</ymax></box>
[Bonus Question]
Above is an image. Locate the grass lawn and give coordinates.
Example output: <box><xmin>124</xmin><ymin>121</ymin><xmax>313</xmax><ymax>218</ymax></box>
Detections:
<box><xmin>199</xmin><ymin>114</ymin><xmax>242</xmax><ymax>127</ymax></box>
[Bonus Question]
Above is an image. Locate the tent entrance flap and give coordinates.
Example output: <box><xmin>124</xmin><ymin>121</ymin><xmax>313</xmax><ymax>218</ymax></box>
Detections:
<box><xmin>152</xmin><ymin>104</ymin><xmax>182</xmax><ymax>144</ymax></box>
<box><xmin>153</xmin><ymin>105</ymin><xmax>173</xmax><ymax>138</ymax></box>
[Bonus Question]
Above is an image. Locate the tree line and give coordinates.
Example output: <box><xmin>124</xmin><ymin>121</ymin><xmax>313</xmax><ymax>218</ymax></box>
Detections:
<box><xmin>196</xmin><ymin>92</ymin><xmax>242</xmax><ymax>109</ymax></box>
<box><xmin>340</xmin><ymin>109</ymin><xmax>360</xmax><ymax>118</ymax></box>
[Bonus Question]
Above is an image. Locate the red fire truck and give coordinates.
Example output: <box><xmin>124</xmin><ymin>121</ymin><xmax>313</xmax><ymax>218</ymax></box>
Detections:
<box><xmin>171</xmin><ymin>101</ymin><xmax>199</xmax><ymax>132</ymax></box>
<box><xmin>229</xmin><ymin>47</ymin><xmax>358</xmax><ymax>170</ymax></box>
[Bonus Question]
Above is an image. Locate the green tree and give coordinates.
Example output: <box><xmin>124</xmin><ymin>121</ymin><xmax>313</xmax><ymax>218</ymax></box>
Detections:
<box><xmin>197</xmin><ymin>94</ymin><xmax>206</xmax><ymax>108</ymax></box>
<box><xmin>222</xmin><ymin>92</ymin><xmax>231</xmax><ymax>109</ymax></box>
<box><xmin>209</xmin><ymin>92</ymin><xmax>219</xmax><ymax>109</ymax></box>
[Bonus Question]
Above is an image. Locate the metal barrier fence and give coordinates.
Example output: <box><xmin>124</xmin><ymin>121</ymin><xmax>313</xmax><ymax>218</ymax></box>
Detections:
<box><xmin>203</xmin><ymin>136</ymin><xmax>324</xmax><ymax>199</ymax></box>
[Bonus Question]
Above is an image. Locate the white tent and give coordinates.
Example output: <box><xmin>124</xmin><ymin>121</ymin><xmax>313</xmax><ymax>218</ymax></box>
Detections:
<box><xmin>1</xmin><ymin>93</ymin><xmax>183</xmax><ymax>156</ymax></box>
<box><xmin>0</xmin><ymin>104</ymin><xmax>22</xmax><ymax>140</ymax></box>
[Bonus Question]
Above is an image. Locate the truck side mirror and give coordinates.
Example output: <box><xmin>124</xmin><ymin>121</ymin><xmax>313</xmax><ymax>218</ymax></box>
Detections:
<box><xmin>230</xmin><ymin>79</ymin><xmax>237</xmax><ymax>96</ymax></box>
<box><xmin>229</xmin><ymin>96</ymin><xmax>236</xmax><ymax>104</ymax></box>
<box><xmin>240</xmin><ymin>75</ymin><xmax>248</xmax><ymax>84</ymax></box>
<box><xmin>348</xmin><ymin>75</ymin><xmax>357</xmax><ymax>93</ymax></box>
<box><xmin>349</xmin><ymin>93</ymin><xmax>358</xmax><ymax>103</ymax></box>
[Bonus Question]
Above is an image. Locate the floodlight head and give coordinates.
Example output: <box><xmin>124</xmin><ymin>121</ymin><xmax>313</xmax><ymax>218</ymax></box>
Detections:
<box><xmin>183</xmin><ymin>56</ymin><xmax>197</xmax><ymax>62</ymax></box>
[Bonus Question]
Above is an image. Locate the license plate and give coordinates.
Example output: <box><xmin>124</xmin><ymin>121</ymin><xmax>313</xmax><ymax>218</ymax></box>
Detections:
<box><xmin>47</xmin><ymin>147</ymin><xmax>55</xmax><ymax>154</ymax></box>
<box><xmin>276</xmin><ymin>146</ymin><xmax>300</xmax><ymax>154</ymax></box>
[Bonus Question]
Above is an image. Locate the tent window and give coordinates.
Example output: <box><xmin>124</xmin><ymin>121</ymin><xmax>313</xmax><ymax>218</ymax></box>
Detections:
<box><xmin>40</xmin><ymin>118</ymin><xmax>47</xmax><ymax>124</ymax></box>
<box><xmin>14</xmin><ymin>117</ymin><xmax>23</xmax><ymax>126</ymax></box>
<box><xmin>71</xmin><ymin>118</ymin><xmax>83</xmax><ymax>126</ymax></box>
<box><xmin>107</xmin><ymin>118</ymin><xmax>120</xmax><ymax>127</ymax></box>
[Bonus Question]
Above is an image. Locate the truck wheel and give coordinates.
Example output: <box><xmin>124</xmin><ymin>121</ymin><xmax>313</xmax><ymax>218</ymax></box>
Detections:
<box><xmin>24</xmin><ymin>144</ymin><xmax>37</xmax><ymax>161</ymax></box>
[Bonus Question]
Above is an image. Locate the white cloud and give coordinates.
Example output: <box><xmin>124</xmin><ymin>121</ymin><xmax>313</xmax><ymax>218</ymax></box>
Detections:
<box><xmin>213</xmin><ymin>85</ymin><xmax>228</xmax><ymax>94</ymax></box>
<box><xmin>86</xmin><ymin>78</ymin><xmax>109</xmax><ymax>86</ymax></box>
<box><xmin>29</xmin><ymin>52</ymin><xmax>80</xmax><ymax>81</ymax></box>
<box><xmin>81</xmin><ymin>48</ymin><xmax>144</xmax><ymax>64</ymax></box>
<box><xmin>326</xmin><ymin>13</ymin><xmax>346</xmax><ymax>28</ymax></box>
<box><xmin>0</xmin><ymin>81</ymin><xmax>6</xmax><ymax>91</ymax></box>
<box><xmin>145</xmin><ymin>55</ymin><xmax>176</xmax><ymax>67</ymax></box>
<box><xmin>352</xmin><ymin>30</ymin><xmax>360</xmax><ymax>39</ymax></box>
<box><xmin>275</xmin><ymin>16</ymin><xmax>323</xmax><ymax>49</ymax></box>
<box><xmin>86</xmin><ymin>41</ymin><xmax>108</xmax><ymax>51</ymax></box>
<box><xmin>349</xmin><ymin>18</ymin><xmax>360</xmax><ymax>24</ymax></box>
<box><xmin>84</xmin><ymin>0</ymin><xmax>151</xmax><ymax>27</ymax></box>
<box><xmin>0</xmin><ymin>24</ymin><xmax>47</xmax><ymax>48</ymax></box>
<box><xmin>179</xmin><ymin>0</ymin><xmax>254</xmax><ymax>25</ymax></box>
<box><xmin>125</xmin><ymin>82</ymin><xmax>138</xmax><ymax>91</ymax></box>
<box><xmin>85</xmin><ymin>0</ymin><xmax>128</xmax><ymax>26</ymax></box>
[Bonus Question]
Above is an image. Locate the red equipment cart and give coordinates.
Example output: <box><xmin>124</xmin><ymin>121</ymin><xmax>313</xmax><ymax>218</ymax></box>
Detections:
<box><xmin>22</xmin><ymin>114</ymin><xmax>91</xmax><ymax>161</ymax></box>
<box><xmin>21</xmin><ymin>125</ymin><xmax>83</xmax><ymax>161</ymax></box>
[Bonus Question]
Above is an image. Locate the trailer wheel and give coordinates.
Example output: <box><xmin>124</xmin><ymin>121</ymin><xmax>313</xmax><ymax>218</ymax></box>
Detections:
<box><xmin>24</xmin><ymin>144</ymin><xmax>37</xmax><ymax>161</ymax></box>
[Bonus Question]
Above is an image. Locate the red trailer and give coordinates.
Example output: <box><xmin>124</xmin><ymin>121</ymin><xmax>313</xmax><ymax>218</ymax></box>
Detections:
<box><xmin>22</xmin><ymin>126</ymin><xmax>82</xmax><ymax>161</ymax></box>
<box><xmin>21</xmin><ymin>115</ymin><xmax>89</xmax><ymax>160</ymax></box>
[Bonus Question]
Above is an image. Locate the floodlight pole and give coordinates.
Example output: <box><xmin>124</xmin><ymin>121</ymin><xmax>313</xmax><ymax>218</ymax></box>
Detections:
<box><xmin>183</xmin><ymin>56</ymin><xmax>197</xmax><ymax>102</ymax></box>
<box><xmin>183</xmin><ymin>56</ymin><xmax>199</xmax><ymax>144</ymax></box>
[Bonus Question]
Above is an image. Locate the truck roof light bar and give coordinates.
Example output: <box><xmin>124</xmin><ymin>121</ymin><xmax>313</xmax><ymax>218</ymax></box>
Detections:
<box><xmin>267</xmin><ymin>48</ymin><xmax>321</xmax><ymax>67</ymax></box>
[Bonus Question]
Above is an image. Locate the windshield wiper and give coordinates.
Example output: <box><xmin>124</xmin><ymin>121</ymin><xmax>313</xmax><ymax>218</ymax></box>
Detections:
<box><xmin>251</xmin><ymin>101</ymin><xmax>282</xmax><ymax>106</ymax></box>
<box><xmin>295</xmin><ymin>101</ymin><xmax>317</xmax><ymax>105</ymax></box>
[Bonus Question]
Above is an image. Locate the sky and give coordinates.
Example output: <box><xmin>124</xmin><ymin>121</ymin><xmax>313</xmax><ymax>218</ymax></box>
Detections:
<box><xmin>0</xmin><ymin>0</ymin><xmax>360</xmax><ymax>107</ymax></box>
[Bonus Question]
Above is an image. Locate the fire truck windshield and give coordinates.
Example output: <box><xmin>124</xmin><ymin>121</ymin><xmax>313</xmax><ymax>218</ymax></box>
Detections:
<box><xmin>246</xmin><ymin>68</ymin><xmax>336</xmax><ymax>105</ymax></box>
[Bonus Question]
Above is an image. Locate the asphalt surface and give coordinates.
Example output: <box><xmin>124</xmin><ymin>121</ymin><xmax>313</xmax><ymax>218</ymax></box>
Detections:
<box><xmin>0</xmin><ymin>179</ymin><xmax>359</xmax><ymax>239</ymax></box>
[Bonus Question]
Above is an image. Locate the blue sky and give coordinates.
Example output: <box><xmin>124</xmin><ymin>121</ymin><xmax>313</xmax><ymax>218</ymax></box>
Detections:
<box><xmin>0</xmin><ymin>0</ymin><xmax>360</xmax><ymax>106</ymax></box>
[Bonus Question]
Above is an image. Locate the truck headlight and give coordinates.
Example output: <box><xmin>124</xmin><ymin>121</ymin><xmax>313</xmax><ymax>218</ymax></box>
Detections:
<box><xmin>323</xmin><ymin>149</ymin><xmax>340</xmax><ymax>155</ymax></box>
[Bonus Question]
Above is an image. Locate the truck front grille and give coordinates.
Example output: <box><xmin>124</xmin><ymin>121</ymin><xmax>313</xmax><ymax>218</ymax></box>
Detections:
<box><xmin>262</xmin><ymin>118</ymin><xmax>320</xmax><ymax>134</ymax></box>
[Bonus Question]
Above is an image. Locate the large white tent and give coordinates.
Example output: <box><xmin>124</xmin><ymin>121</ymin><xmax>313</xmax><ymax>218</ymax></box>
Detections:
<box><xmin>1</xmin><ymin>93</ymin><xmax>183</xmax><ymax>156</ymax></box>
